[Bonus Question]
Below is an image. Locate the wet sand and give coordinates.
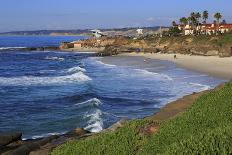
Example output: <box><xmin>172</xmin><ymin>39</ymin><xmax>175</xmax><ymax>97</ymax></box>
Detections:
<box><xmin>119</xmin><ymin>53</ymin><xmax>232</xmax><ymax>80</ymax></box>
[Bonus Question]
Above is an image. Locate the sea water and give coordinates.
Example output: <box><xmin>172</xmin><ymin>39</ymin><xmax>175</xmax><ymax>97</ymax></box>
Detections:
<box><xmin>0</xmin><ymin>36</ymin><xmax>223</xmax><ymax>139</ymax></box>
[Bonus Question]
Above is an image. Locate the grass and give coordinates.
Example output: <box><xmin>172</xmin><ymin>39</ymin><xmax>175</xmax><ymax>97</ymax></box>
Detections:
<box><xmin>52</xmin><ymin>81</ymin><xmax>232</xmax><ymax>155</ymax></box>
<box><xmin>214</xmin><ymin>33</ymin><xmax>232</xmax><ymax>46</ymax></box>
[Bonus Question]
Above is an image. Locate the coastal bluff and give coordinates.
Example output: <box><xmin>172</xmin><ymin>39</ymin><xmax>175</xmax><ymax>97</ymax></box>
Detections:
<box><xmin>60</xmin><ymin>34</ymin><xmax>232</xmax><ymax>57</ymax></box>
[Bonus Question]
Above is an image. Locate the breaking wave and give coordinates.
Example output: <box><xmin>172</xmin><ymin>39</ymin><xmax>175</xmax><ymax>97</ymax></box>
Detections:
<box><xmin>75</xmin><ymin>98</ymin><xmax>104</xmax><ymax>133</ymax></box>
<box><xmin>0</xmin><ymin>72</ymin><xmax>91</xmax><ymax>86</ymax></box>
<box><xmin>67</xmin><ymin>66</ymin><xmax>86</xmax><ymax>73</ymax></box>
<box><xmin>45</xmin><ymin>56</ymin><xmax>64</xmax><ymax>61</ymax></box>
<box><xmin>134</xmin><ymin>69</ymin><xmax>173</xmax><ymax>81</ymax></box>
<box><xmin>84</xmin><ymin>109</ymin><xmax>104</xmax><ymax>133</ymax></box>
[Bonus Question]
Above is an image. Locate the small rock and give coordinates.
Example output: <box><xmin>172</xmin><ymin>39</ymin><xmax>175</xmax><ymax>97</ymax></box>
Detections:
<box><xmin>0</xmin><ymin>132</ymin><xmax>22</xmax><ymax>147</ymax></box>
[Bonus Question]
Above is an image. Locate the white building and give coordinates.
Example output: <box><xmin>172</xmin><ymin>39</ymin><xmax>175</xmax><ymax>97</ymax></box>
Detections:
<box><xmin>90</xmin><ymin>29</ymin><xmax>104</xmax><ymax>38</ymax></box>
<box><xmin>136</xmin><ymin>29</ymin><xmax>143</xmax><ymax>35</ymax></box>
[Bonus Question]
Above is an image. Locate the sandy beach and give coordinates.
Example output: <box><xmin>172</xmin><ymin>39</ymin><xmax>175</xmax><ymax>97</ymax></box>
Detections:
<box><xmin>119</xmin><ymin>53</ymin><xmax>232</xmax><ymax>80</ymax></box>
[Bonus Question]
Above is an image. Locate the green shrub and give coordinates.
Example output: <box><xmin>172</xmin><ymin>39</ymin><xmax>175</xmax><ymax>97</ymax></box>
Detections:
<box><xmin>52</xmin><ymin>81</ymin><xmax>232</xmax><ymax>155</ymax></box>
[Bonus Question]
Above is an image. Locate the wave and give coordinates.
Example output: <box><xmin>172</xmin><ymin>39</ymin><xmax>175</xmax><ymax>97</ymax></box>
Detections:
<box><xmin>45</xmin><ymin>56</ymin><xmax>65</xmax><ymax>61</ymax></box>
<box><xmin>0</xmin><ymin>72</ymin><xmax>91</xmax><ymax>86</ymax></box>
<box><xmin>96</xmin><ymin>60</ymin><xmax>117</xmax><ymax>67</ymax></box>
<box><xmin>0</xmin><ymin>47</ymin><xmax>27</xmax><ymax>50</ymax></box>
<box><xmin>84</xmin><ymin>109</ymin><xmax>104</xmax><ymax>133</ymax></box>
<box><xmin>88</xmin><ymin>57</ymin><xmax>116</xmax><ymax>67</ymax></box>
<box><xmin>188</xmin><ymin>82</ymin><xmax>211</xmax><ymax>91</ymax></box>
<box><xmin>75</xmin><ymin>98</ymin><xmax>104</xmax><ymax>133</ymax></box>
<box><xmin>22</xmin><ymin>131</ymin><xmax>66</xmax><ymax>140</ymax></box>
<box><xmin>75</xmin><ymin>98</ymin><xmax>102</xmax><ymax>107</ymax></box>
<box><xmin>134</xmin><ymin>69</ymin><xmax>173</xmax><ymax>81</ymax></box>
<box><xmin>67</xmin><ymin>66</ymin><xmax>86</xmax><ymax>73</ymax></box>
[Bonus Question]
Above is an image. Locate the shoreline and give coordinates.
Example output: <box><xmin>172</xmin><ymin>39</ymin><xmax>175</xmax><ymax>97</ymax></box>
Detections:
<box><xmin>119</xmin><ymin>52</ymin><xmax>232</xmax><ymax>80</ymax></box>
<box><xmin>1</xmin><ymin>51</ymin><xmax>229</xmax><ymax>154</ymax></box>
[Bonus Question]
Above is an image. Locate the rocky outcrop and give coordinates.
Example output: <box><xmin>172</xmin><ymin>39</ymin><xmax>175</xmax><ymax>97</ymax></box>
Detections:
<box><xmin>0</xmin><ymin>132</ymin><xmax>22</xmax><ymax>147</ymax></box>
<box><xmin>0</xmin><ymin>47</ymin><xmax>60</xmax><ymax>52</ymax></box>
<box><xmin>0</xmin><ymin>128</ymin><xmax>90</xmax><ymax>155</ymax></box>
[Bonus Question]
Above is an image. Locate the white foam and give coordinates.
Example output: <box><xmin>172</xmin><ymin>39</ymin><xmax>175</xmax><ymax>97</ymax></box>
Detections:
<box><xmin>84</xmin><ymin>109</ymin><xmax>104</xmax><ymax>133</ymax></box>
<box><xmin>134</xmin><ymin>69</ymin><xmax>173</xmax><ymax>81</ymax></box>
<box><xmin>0</xmin><ymin>72</ymin><xmax>91</xmax><ymax>86</ymax></box>
<box><xmin>0</xmin><ymin>47</ymin><xmax>26</xmax><ymax>50</ymax></box>
<box><xmin>97</xmin><ymin>60</ymin><xmax>117</xmax><ymax>67</ymax></box>
<box><xmin>45</xmin><ymin>56</ymin><xmax>64</xmax><ymax>61</ymax></box>
<box><xmin>188</xmin><ymin>82</ymin><xmax>211</xmax><ymax>91</ymax></box>
<box><xmin>22</xmin><ymin>131</ymin><xmax>66</xmax><ymax>140</ymax></box>
<box><xmin>75</xmin><ymin>98</ymin><xmax>102</xmax><ymax>106</ymax></box>
<box><xmin>67</xmin><ymin>66</ymin><xmax>86</xmax><ymax>73</ymax></box>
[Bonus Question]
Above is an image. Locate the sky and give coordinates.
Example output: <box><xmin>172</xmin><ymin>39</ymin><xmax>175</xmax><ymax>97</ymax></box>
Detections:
<box><xmin>0</xmin><ymin>0</ymin><xmax>231</xmax><ymax>32</ymax></box>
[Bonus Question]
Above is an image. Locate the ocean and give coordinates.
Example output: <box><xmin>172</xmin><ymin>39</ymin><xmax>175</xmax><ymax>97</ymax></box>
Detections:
<box><xmin>0</xmin><ymin>36</ymin><xmax>223</xmax><ymax>139</ymax></box>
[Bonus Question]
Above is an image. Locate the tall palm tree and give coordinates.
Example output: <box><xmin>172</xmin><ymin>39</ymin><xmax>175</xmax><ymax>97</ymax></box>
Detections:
<box><xmin>188</xmin><ymin>17</ymin><xmax>192</xmax><ymax>25</ymax></box>
<box><xmin>214</xmin><ymin>12</ymin><xmax>222</xmax><ymax>33</ymax></box>
<box><xmin>172</xmin><ymin>21</ymin><xmax>177</xmax><ymax>27</ymax></box>
<box><xmin>190</xmin><ymin>12</ymin><xmax>197</xmax><ymax>26</ymax></box>
<box><xmin>202</xmin><ymin>10</ymin><xmax>209</xmax><ymax>23</ymax></box>
<box><xmin>179</xmin><ymin>17</ymin><xmax>188</xmax><ymax>26</ymax></box>
<box><xmin>195</xmin><ymin>12</ymin><xmax>201</xmax><ymax>24</ymax></box>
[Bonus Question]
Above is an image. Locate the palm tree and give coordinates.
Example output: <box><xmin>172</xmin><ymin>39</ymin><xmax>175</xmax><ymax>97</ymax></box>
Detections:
<box><xmin>188</xmin><ymin>17</ymin><xmax>192</xmax><ymax>25</ymax></box>
<box><xmin>172</xmin><ymin>21</ymin><xmax>177</xmax><ymax>27</ymax></box>
<box><xmin>214</xmin><ymin>12</ymin><xmax>222</xmax><ymax>33</ymax></box>
<box><xmin>221</xmin><ymin>19</ymin><xmax>226</xmax><ymax>24</ymax></box>
<box><xmin>202</xmin><ymin>10</ymin><xmax>209</xmax><ymax>23</ymax></box>
<box><xmin>195</xmin><ymin>12</ymin><xmax>201</xmax><ymax>24</ymax></box>
<box><xmin>190</xmin><ymin>12</ymin><xmax>197</xmax><ymax>26</ymax></box>
<box><xmin>179</xmin><ymin>17</ymin><xmax>188</xmax><ymax>26</ymax></box>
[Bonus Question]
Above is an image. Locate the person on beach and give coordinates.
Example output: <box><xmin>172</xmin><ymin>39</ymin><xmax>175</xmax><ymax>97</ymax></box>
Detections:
<box><xmin>174</xmin><ymin>55</ymin><xmax>177</xmax><ymax>59</ymax></box>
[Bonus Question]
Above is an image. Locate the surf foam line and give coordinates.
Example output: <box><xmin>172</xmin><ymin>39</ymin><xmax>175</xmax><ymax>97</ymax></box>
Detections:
<box><xmin>134</xmin><ymin>69</ymin><xmax>173</xmax><ymax>81</ymax></box>
<box><xmin>0</xmin><ymin>47</ymin><xmax>27</xmax><ymax>50</ymax></box>
<box><xmin>67</xmin><ymin>66</ymin><xmax>86</xmax><ymax>73</ymax></box>
<box><xmin>44</xmin><ymin>56</ymin><xmax>65</xmax><ymax>61</ymax></box>
<box><xmin>0</xmin><ymin>72</ymin><xmax>91</xmax><ymax>86</ymax></box>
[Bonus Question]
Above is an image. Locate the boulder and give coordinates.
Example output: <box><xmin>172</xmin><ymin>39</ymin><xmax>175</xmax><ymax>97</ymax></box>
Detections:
<box><xmin>219</xmin><ymin>45</ymin><xmax>232</xmax><ymax>57</ymax></box>
<box><xmin>65</xmin><ymin>128</ymin><xmax>89</xmax><ymax>137</ymax></box>
<box><xmin>36</xmin><ymin>135</ymin><xmax>59</xmax><ymax>146</ymax></box>
<box><xmin>107</xmin><ymin>118</ymin><xmax>128</xmax><ymax>132</ymax></box>
<box><xmin>3</xmin><ymin>143</ymin><xmax>40</xmax><ymax>155</ymax></box>
<box><xmin>205</xmin><ymin>50</ymin><xmax>219</xmax><ymax>56</ymax></box>
<box><xmin>0</xmin><ymin>132</ymin><xmax>22</xmax><ymax>147</ymax></box>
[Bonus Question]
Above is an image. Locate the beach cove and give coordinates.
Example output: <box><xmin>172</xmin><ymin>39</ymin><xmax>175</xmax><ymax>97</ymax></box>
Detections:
<box><xmin>119</xmin><ymin>53</ymin><xmax>232</xmax><ymax>80</ymax></box>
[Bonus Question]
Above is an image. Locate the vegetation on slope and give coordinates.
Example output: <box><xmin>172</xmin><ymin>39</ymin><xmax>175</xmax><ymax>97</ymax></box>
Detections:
<box><xmin>52</xmin><ymin>81</ymin><xmax>232</xmax><ymax>155</ymax></box>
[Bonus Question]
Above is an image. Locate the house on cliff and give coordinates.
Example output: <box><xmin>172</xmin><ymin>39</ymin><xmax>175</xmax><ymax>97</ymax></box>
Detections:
<box><xmin>178</xmin><ymin>23</ymin><xmax>232</xmax><ymax>35</ymax></box>
<box><xmin>90</xmin><ymin>29</ymin><xmax>105</xmax><ymax>38</ymax></box>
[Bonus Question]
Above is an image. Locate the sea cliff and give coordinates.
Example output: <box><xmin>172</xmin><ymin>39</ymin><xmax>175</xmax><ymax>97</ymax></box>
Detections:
<box><xmin>60</xmin><ymin>34</ymin><xmax>232</xmax><ymax>57</ymax></box>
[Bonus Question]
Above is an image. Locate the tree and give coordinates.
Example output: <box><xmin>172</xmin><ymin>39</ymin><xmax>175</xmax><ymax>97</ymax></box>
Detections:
<box><xmin>202</xmin><ymin>10</ymin><xmax>209</xmax><ymax>23</ymax></box>
<box><xmin>221</xmin><ymin>19</ymin><xmax>226</xmax><ymax>24</ymax></box>
<box><xmin>179</xmin><ymin>17</ymin><xmax>188</xmax><ymax>26</ymax></box>
<box><xmin>190</xmin><ymin>12</ymin><xmax>197</xmax><ymax>27</ymax></box>
<box><xmin>195</xmin><ymin>12</ymin><xmax>201</xmax><ymax>24</ymax></box>
<box><xmin>172</xmin><ymin>21</ymin><xmax>177</xmax><ymax>27</ymax></box>
<box><xmin>214</xmin><ymin>12</ymin><xmax>222</xmax><ymax>32</ymax></box>
<box><xmin>188</xmin><ymin>17</ymin><xmax>192</xmax><ymax>25</ymax></box>
<box><xmin>168</xmin><ymin>27</ymin><xmax>182</xmax><ymax>36</ymax></box>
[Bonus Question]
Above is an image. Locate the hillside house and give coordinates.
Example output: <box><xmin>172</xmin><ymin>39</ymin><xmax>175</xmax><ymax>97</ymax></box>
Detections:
<box><xmin>178</xmin><ymin>23</ymin><xmax>232</xmax><ymax>35</ymax></box>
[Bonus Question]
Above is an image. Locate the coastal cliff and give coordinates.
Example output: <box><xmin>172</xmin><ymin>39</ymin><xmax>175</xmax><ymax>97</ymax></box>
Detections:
<box><xmin>61</xmin><ymin>34</ymin><xmax>232</xmax><ymax>57</ymax></box>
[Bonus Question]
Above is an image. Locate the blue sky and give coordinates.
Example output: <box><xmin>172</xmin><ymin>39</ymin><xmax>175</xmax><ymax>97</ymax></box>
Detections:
<box><xmin>0</xmin><ymin>0</ymin><xmax>231</xmax><ymax>32</ymax></box>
